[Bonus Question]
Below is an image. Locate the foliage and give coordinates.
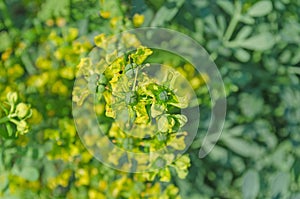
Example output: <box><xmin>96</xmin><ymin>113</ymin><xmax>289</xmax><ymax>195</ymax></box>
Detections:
<box><xmin>0</xmin><ymin>0</ymin><xmax>300</xmax><ymax>198</ymax></box>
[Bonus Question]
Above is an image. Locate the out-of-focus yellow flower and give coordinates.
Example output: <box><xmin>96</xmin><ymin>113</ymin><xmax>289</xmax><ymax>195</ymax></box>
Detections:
<box><xmin>100</xmin><ymin>11</ymin><xmax>111</xmax><ymax>19</ymax></box>
<box><xmin>56</xmin><ymin>17</ymin><xmax>66</xmax><ymax>27</ymax></box>
<box><xmin>133</xmin><ymin>14</ymin><xmax>144</xmax><ymax>27</ymax></box>
<box><xmin>15</xmin><ymin>42</ymin><xmax>26</xmax><ymax>56</ymax></box>
<box><xmin>98</xmin><ymin>181</ymin><xmax>107</xmax><ymax>191</ymax></box>
<box><xmin>94</xmin><ymin>34</ymin><xmax>106</xmax><ymax>47</ymax></box>
<box><xmin>46</xmin><ymin>19</ymin><xmax>54</xmax><ymax>26</ymax></box>
<box><xmin>7</xmin><ymin>64</ymin><xmax>24</xmax><ymax>79</ymax></box>
<box><xmin>49</xmin><ymin>31</ymin><xmax>63</xmax><ymax>46</ymax></box>
<box><xmin>52</xmin><ymin>80</ymin><xmax>68</xmax><ymax>95</ymax></box>
<box><xmin>75</xmin><ymin>168</ymin><xmax>90</xmax><ymax>186</ymax></box>
<box><xmin>47</xmin><ymin>170</ymin><xmax>72</xmax><ymax>189</ymax></box>
<box><xmin>70</xmin><ymin>145</ymin><xmax>80</xmax><ymax>157</ymax></box>
<box><xmin>36</xmin><ymin>57</ymin><xmax>52</xmax><ymax>70</ymax></box>
<box><xmin>1</xmin><ymin>48</ymin><xmax>12</xmax><ymax>61</ymax></box>
<box><xmin>27</xmin><ymin>72</ymin><xmax>49</xmax><ymax>91</ymax></box>
<box><xmin>54</xmin><ymin>48</ymin><xmax>65</xmax><ymax>60</ymax></box>
<box><xmin>60</xmin><ymin>66</ymin><xmax>74</xmax><ymax>80</ymax></box>
<box><xmin>15</xmin><ymin>135</ymin><xmax>29</xmax><ymax>146</ymax></box>
<box><xmin>81</xmin><ymin>151</ymin><xmax>93</xmax><ymax>163</ymax></box>
<box><xmin>73</xmin><ymin>41</ymin><xmax>84</xmax><ymax>54</ymax></box>
<box><xmin>67</xmin><ymin>28</ymin><xmax>79</xmax><ymax>41</ymax></box>
<box><xmin>110</xmin><ymin>17</ymin><xmax>121</xmax><ymax>29</ymax></box>
<box><xmin>8</xmin><ymin>175</ymin><xmax>27</xmax><ymax>194</ymax></box>
<box><xmin>88</xmin><ymin>189</ymin><xmax>106</xmax><ymax>199</ymax></box>
<box><xmin>44</xmin><ymin>129</ymin><xmax>59</xmax><ymax>140</ymax></box>
<box><xmin>28</xmin><ymin>108</ymin><xmax>43</xmax><ymax>124</ymax></box>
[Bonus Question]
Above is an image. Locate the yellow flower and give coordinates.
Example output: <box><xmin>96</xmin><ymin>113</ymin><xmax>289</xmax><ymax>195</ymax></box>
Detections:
<box><xmin>7</xmin><ymin>64</ymin><xmax>25</xmax><ymax>78</ymax></box>
<box><xmin>100</xmin><ymin>11</ymin><xmax>111</xmax><ymax>19</ymax></box>
<box><xmin>88</xmin><ymin>189</ymin><xmax>106</xmax><ymax>199</ymax></box>
<box><xmin>110</xmin><ymin>17</ymin><xmax>121</xmax><ymax>29</ymax></box>
<box><xmin>36</xmin><ymin>57</ymin><xmax>52</xmax><ymax>70</ymax></box>
<box><xmin>67</xmin><ymin>28</ymin><xmax>79</xmax><ymax>41</ymax></box>
<box><xmin>94</xmin><ymin>34</ymin><xmax>106</xmax><ymax>47</ymax></box>
<box><xmin>75</xmin><ymin>168</ymin><xmax>90</xmax><ymax>186</ymax></box>
<box><xmin>27</xmin><ymin>72</ymin><xmax>49</xmax><ymax>90</ymax></box>
<box><xmin>56</xmin><ymin>17</ymin><xmax>66</xmax><ymax>27</ymax></box>
<box><xmin>81</xmin><ymin>151</ymin><xmax>93</xmax><ymax>163</ymax></box>
<box><xmin>60</xmin><ymin>66</ymin><xmax>74</xmax><ymax>80</ymax></box>
<box><xmin>46</xmin><ymin>19</ymin><xmax>54</xmax><ymax>26</ymax></box>
<box><xmin>28</xmin><ymin>108</ymin><xmax>43</xmax><ymax>124</ymax></box>
<box><xmin>1</xmin><ymin>48</ymin><xmax>12</xmax><ymax>61</ymax></box>
<box><xmin>133</xmin><ymin>14</ymin><xmax>145</xmax><ymax>27</ymax></box>
<box><xmin>52</xmin><ymin>80</ymin><xmax>68</xmax><ymax>95</ymax></box>
<box><xmin>98</xmin><ymin>181</ymin><xmax>107</xmax><ymax>191</ymax></box>
<box><xmin>73</xmin><ymin>41</ymin><xmax>84</xmax><ymax>54</ymax></box>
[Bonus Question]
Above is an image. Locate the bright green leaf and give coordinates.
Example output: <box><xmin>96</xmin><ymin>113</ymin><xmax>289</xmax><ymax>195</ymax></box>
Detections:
<box><xmin>19</xmin><ymin>167</ymin><xmax>40</xmax><ymax>182</ymax></box>
<box><xmin>270</xmin><ymin>172</ymin><xmax>290</xmax><ymax>197</ymax></box>
<box><xmin>234</xmin><ymin>48</ymin><xmax>251</xmax><ymax>62</ymax></box>
<box><xmin>247</xmin><ymin>0</ymin><xmax>273</xmax><ymax>17</ymax></box>
<box><xmin>222</xmin><ymin>136</ymin><xmax>263</xmax><ymax>158</ymax></box>
<box><xmin>242</xmin><ymin>170</ymin><xmax>260</xmax><ymax>199</ymax></box>
<box><xmin>240</xmin><ymin>32</ymin><xmax>275</xmax><ymax>51</ymax></box>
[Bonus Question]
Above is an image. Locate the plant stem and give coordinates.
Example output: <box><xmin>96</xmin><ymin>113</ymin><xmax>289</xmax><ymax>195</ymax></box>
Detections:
<box><xmin>132</xmin><ymin>67</ymin><xmax>139</xmax><ymax>91</ymax></box>
<box><xmin>223</xmin><ymin>1</ymin><xmax>241</xmax><ymax>42</ymax></box>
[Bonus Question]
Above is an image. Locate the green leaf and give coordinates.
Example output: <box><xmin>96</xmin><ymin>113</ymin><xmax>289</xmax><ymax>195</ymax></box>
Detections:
<box><xmin>239</xmin><ymin>93</ymin><xmax>264</xmax><ymax>118</ymax></box>
<box><xmin>270</xmin><ymin>172</ymin><xmax>290</xmax><ymax>197</ymax></box>
<box><xmin>6</xmin><ymin>123</ymin><xmax>13</xmax><ymax>137</ymax></box>
<box><xmin>239</xmin><ymin>15</ymin><xmax>255</xmax><ymax>25</ymax></box>
<box><xmin>19</xmin><ymin>167</ymin><xmax>40</xmax><ymax>182</ymax></box>
<box><xmin>222</xmin><ymin>136</ymin><xmax>262</xmax><ymax>158</ymax></box>
<box><xmin>216</xmin><ymin>0</ymin><xmax>234</xmax><ymax>15</ymax></box>
<box><xmin>0</xmin><ymin>31</ymin><xmax>11</xmax><ymax>52</ymax></box>
<box><xmin>151</xmin><ymin>0</ymin><xmax>185</xmax><ymax>26</ymax></box>
<box><xmin>0</xmin><ymin>173</ymin><xmax>8</xmax><ymax>191</ymax></box>
<box><xmin>239</xmin><ymin>32</ymin><xmax>275</xmax><ymax>51</ymax></box>
<box><xmin>234</xmin><ymin>48</ymin><xmax>251</xmax><ymax>62</ymax></box>
<box><xmin>242</xmin><ymin>170</ymin><xmax>260</xmax><ymax>199</ymax></box>
<box><xmin>38</xmin><ymin>0</ymin><xmax>70</xmax><ymax>21</ymax></box>
<box><xmin>236</xmin><ymin>26</ymin><xmax>253</xmax><ymax>40</ymax></box>
<box><xmin>247</xmin><ymin>0</ymin><xmax>273</xmax><ymax>17</ymax></box>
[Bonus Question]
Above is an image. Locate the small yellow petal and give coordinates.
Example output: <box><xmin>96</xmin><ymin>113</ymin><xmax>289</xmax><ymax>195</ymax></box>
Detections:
<box><xmin>133</xmin><ymin>14</ymin><xmax>144</xmax><ymax>27</ymax></box>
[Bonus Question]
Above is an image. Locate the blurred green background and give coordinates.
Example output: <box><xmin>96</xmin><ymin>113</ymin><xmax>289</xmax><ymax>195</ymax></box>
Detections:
<box><xmin>1</xmin><ymin>0</ymin><xmax>300</xmax><ymax>198</ymax></box>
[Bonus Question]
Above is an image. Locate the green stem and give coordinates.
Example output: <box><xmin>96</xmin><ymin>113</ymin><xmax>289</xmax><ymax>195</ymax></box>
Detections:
<box><xmin>132</xmin><ymin>67</ymin><xmax>139</xmax><ymax>91</ymax></box>
<box><xmin>223</xmin><ymin>1</ymin><xmax>241</xmax><ymax>42</ymax></box>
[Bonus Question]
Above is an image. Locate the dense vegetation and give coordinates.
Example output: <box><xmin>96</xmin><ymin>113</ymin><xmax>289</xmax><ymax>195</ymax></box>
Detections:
<box><xmin>1</xmin><ymin>0</ymin><xmax>300</xmax><ymax>198</ymax></box>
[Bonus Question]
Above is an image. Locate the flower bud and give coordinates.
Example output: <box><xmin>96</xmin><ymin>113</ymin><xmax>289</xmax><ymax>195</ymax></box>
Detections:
<box><xmin>15</xmin><ymin>103</ymin><xmax>31</xmax><ymax>119</ymax></box>
<box><xmin>17</xmin><ymin>120</ymin><xmax>29</xmax><ymax>135</ymax></box>
<box><xmin>7</xmin><ymin>92</ymin><xmax>18</xmax><ymax>104</ymax></box>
